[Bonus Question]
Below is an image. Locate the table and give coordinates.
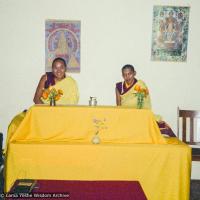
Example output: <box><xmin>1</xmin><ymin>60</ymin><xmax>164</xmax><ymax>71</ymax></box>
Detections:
<box><xmin>5</xmin><ymin>105</ymin><xmax>191</xmax><ymax>200</ymax></box>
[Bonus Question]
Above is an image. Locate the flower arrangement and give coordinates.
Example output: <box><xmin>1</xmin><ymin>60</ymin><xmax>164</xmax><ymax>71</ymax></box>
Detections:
<box><xmin>42</xmin><ymin>88</ymin><xmax>63</xmax><ymax>103</ymax></box>
<box><xmin>92</xmin><ymin>118</ymin><xmax>107</xmax><ymax>144</ymax></box>
<box><xmin>93</xmin><ymin>118</ymin><xmax>107</xmax><ymax>135</ymax></box>
<box><xmin>134</xmin><ymin>84</ymin><xmax>149</xmax><ymax>109</ymax></box>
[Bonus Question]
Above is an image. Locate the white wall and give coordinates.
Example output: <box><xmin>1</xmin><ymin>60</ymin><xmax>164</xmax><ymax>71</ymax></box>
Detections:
<box><xmin>0</xmin><ymin>0</ymin><xmax>200</xmax><ymax>177</ymax></box>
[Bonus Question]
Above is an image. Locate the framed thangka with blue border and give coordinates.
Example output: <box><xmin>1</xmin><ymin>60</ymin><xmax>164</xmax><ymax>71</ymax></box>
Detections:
<box><xmin>151</xmin><ymin>6</ymin><xmax>190</xmax><ymax>62</ymax></box>
<box><xmin>45</xmin><ymin>20</ymin><xmax>80</xmax><ymax>72</ymax></box>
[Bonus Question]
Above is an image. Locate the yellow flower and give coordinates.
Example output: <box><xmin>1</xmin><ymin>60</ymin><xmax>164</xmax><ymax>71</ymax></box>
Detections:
<box><xmin>42</xmin><ymin>90</ymin><xmax>49</xmax><ymax>99</ymax></box>
<box><xmin>42</xmin><ymin>88</ymin><xmax>63</xmax><ymax>102</ymax></box>
<box><xmin>58</xmin><ymin>89</ymin><xmax>63</xmax><ymax>95</ymax></box>
<box><xmin>134</xmin><ymin>85</ymin><xmax>149</xmax><ymax>109</ymax></box>
<box><xmin>144</xmin><ymin>88</ymin><xmax>149</xmax><ymax>96</ymax></box>
<box><xmin>54</xmin><ymin>94</ymin><xmax>61</xmax><ymax>101</ymax></box>
<box><xmin>134</xmin><ymin>84</ymin><xmax>141</xmax><ymax>92</ymax></box>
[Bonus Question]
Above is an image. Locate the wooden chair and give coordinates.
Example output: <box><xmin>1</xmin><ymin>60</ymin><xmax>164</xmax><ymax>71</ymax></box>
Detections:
<box><xmin>0</xmin><ymin>133</ymin><xmax>3</xmax><ymax>194</ymax></box>
<box><xmin>0</xmin><ymin>133</ymin><xmax>2</xmax><ymax>165</ymax></box>
<box><xmin>177</xmin><ymin>107</ymin><xmax>200</xmax><ymax>161</ymax></box>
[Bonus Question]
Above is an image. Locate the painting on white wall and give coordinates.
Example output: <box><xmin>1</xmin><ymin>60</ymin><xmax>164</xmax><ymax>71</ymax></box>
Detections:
<box><xmin>45</xmin><ymin>20</ymin><xmax>80</xmax><ymax>72</ymax></box>
<box><xmin>151</xmin><ymin>6</ymin><xmax>190</xmax><ymax>62</ymax></box>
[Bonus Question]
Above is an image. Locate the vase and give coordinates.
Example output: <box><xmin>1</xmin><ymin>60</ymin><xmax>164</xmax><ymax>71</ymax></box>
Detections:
<box><xmin>89</xmin><ymin>97</ymin><xmax>97</xmax><ymax>106</ymax></box>
<box><xmin>50</xmin><ymin>98</ymin><xmax>56</xmax><ymax>106</ymax></box>
<box><xmin>92</xmin><ymin>134</ymin><xmax>101</xmax><ymax>144</ymax></box>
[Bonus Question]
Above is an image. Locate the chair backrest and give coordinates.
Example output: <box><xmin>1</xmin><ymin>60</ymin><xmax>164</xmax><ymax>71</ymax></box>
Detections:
<box><xmin>0</xmin><ymin>133</ymin><xmax>2</xmax><ymax>165</ymax></box>
<box><xmin>177</xmin><ymin>107</ymin><xmax>200</xmax><ymax>145</ymax></box>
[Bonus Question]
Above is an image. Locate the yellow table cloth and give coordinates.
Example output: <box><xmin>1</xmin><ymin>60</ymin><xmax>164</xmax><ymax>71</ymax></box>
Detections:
<box><xmin>9</xmin><ymin>105</ymin><xmax>166</xmax><ymax>144</ymax></box>
<box><xmin>5</xmin><ymin>105</ymin><xmax>191</xmax><ymax>200</ymax></box>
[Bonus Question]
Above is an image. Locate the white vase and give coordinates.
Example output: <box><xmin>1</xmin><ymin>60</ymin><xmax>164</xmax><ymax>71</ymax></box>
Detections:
<box><xmin>92</xmin><ymin>135</ymin><xmax>101</xmax><ymax>144</ymax></box>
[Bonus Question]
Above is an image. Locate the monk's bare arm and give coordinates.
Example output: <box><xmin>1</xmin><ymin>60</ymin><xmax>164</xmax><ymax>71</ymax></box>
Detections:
<box><xmin>33</xmin><ymin>75</ymin><xmax>46</xmax><ymax>104</ymax></box>
<box><xmin>115</xmin><ymin>88</ymin><xmax>121</xmax><ymax>106</ymax></box>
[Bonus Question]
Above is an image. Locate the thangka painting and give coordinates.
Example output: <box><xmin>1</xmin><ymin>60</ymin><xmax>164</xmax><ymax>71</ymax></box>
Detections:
<box><xmin>151</xmin><ymin>6</ymin><xmax>190</xmax><ymax>62</ymax></box>
<box><xmin>45</xmin><ymin>20</ymin><xmax>80</xmax><ymax>72</ymax></box>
